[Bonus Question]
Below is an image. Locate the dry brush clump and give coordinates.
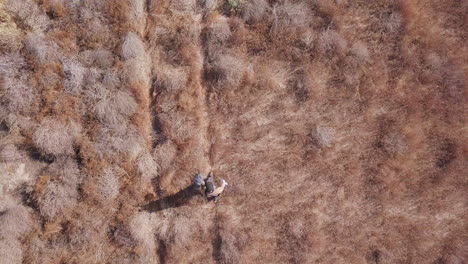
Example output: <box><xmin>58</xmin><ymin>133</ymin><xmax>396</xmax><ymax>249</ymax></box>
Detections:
<box><xmin>241</xmin><ymin>0</ymin><xmax>269</xmax><ymax>23</ymax></box>
<box><xmin>0</xmin><ymin>202</ymin><xmax>33</xmax><ymax>239</ymax></box>
<box><xmin>153</xmin><ymin>63</ymin><xmax>189</xmax><ymax>92</ymax></box>
<box><xmin>0</xmin><ymin>168</ymin><xmax>34</xmax><ymax>264</ymax></box>
<box><xmin>0</xmin><ymin>53</ymin><xmax>24</xmax><ymax>75</ymax></box>
<box><xmin>32</xmin><ymin>118</ymin><xmax>81</xmax><ymax>157</ymax></box>
<box><xmin>37</xmin><ymin>178</ymin><xmax>79</xmax><ymax>219</ymax></box>
<box><xmin>24</xmin><ymin>33</ymin><xmax>59</xmax><ymax>63</ymax></box>
<box><xmin>96</xmin><ymin>166</ymin><xmax>120</xmax><ymax>202</ymax></box>
<box><xmin>0</xmin><ymin>144</ymin><xmax>21</xmax><ymax>162</ymax></box>
<box><xmin>1</xmin><ymin>76</ymin><xmax>39</xmax><ymax>114</ymax></box>
<box><xmin>272</xmin><ymin>1</ymin><xmax>310</xmax><ymax>30</ymax></box>
<box><xmin>0</xmin><ymin>239</ymin><xmax>24</xmax><ymax>264</ymax></box>
<box><xmin>317</xmin><ymin>29</ymin><xmax>348</xmax><ymax>56</ymax></box>
<box><xmin>5</xmin><ymin>0</ymin><xmax>50</xmax><ymax>32</ymax></box>
<box><xmin>205</xmin><ymin>52</ymin><xmax>247</xmax><ymax>90</ymax></box>
<box><xmin>62</xmin><ymin>59</ymin><xmax>86</xmax><ymax>94</ymax></box>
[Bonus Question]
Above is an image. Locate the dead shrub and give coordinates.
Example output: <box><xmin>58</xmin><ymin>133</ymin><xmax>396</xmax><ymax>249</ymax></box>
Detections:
<box><xmin>122</xmin><ymin>58</ymin><xmax>151</xmax><ymax>87</ymax></box>
<box><xmin>114</xmin><ymin>89</ymin><xmax>139</xmax><ymax>116</ymax></box>
<box><xmin>33</xmin><ymin>119</ymin><xmax>81</xmax><ymax>157</ymax></box>
<box><xmin>207</xmin><ymin>53</ymin><xmax>245</xmax><ymax>88</ymax></box>
<box><xmin>78</xmin><ymin>12</ymin><xmax>111</xmax><ymax>48</ymax></box>
<box><xmin>1</xmin><ymin>76</ymin><xmax>39</xmax><ymax>114</ymax></box>
<box><xmin>93</xmin><ymin>126</ymin><xmax>145</xmax><ymax>159</ymax></box>
<box><xmin>26</xmin><ymin>236</ymin><xmax>63</xmax><ymax>264</ymax></box>
<box><xmin>112</xmin><ymin>223</ymin><xmax>138</xmax><ymax>249</ymax></box>
<box><xmin>147</xmin><ymin>15</ymin><xmax>201</xmax><ymax>49</ymax></box>
<box><xmin>350</xmin><ymin>41</ymin><xmax>371</xmax><ymax>64</ymax></box>
<box><xmin>136</xmin><ymin>151</ymin><xmax>159</xmax><ymax>180</ymax></box>
<box><xmin>441</xmin><ymin>69</ymin><xmax>465</xmax><ymax>101</ymax></box>
<box><xmin>300</xmin><ymin>30</ymin><xmax>316</xmax><ymax>49</ymax></box>
<box><xmin>94</xmin><ymin>89</ymin><xmax>138</xmax><ymax>127</ymax></box>
<box><xmin>158</xmin><ymin>111</ymin><xmax>197</xmax><ymax>143</ymax></box>
<box><xmin>1</xmin><ymin>114</ymin><xmax>38</xmax><ymax>138</ymax></box>
<box><xmin>48</xmin><ymin>157</ymin><xmax>83</xmax><ymax>188</ymax></box>
<box><xmin>121</xmin><ymin>32</ymin><xmax>146</xmax><ymax>61</ymax></box>
<box><xmin>425</xmin><ymin>53</ymin><xmax>445</xmax><ymax>70</ymax></box>
<box><xmin>212</xmin><ymin>211</ymin><xmax>246</xmax><ymax>264</ymax></box>
<box><xmin>96</xmin><ymin>167</ymin><xmax>120</xmax><ymax>202</ymax></box>
<box><xmin>109</xmin><ymin>0</ymin><xmax>146</xmax><ymax>34</ymax></box>
<box><xmin>153</xmin><ymin>211</ymin><xmax>197</xmax><ymax>249</ymax></box>
<box><xmin>5</xmin><ymin>0</ymin><xmax>50</xmax><ymax>32</ymax></box>
<box><xmin>241</xmin><ymin>0</ymin><xmax>269</xmax><ymax>22</ymax></box>
<box><xmin>318</xmin><ymin>29</ymin><xmax>348</xmax><ymax>55</ymax></box>
<box><xmin>0</xmin><ymin>144</ymin><xmax>21</xmax><ymax>162</ymax></box>
<box><xmin>24</xmin><ymin>33</ymin><xmax>58</xmax><ymax>63</ymax></box>
<box><xmin>0</xmin><ymin>54</ymin><xmax>24</xmax><ymax>76</ymax></box>
<box><xmin>0</xmin><ymin>164</ymin><xmax>33</xmax><ymax>197</ymax></box>
<box><xmin>153</xmin><ymin>140</ymin><xmax>177</xmax><ymax>172</ymax></box>
<box><xmin>0</xmin><ymin>34</ymin><xmax>23</xmax><ymax>54</ymax></box>
<box><xmin>83</xmin><ymin>82</ymin><xmax>106</xmax><ymax>108</ymax></box>
<box><xmin>67</xmin><ymin>211</ymin><xmax>110</xmax><ymax>250</ymax></box>
<box><xmin>82</xmin><ymin>67</ymin><xmax>103</xmax><ymax>87</ymax></box>
<box><xmin>381</xmin><ymin>132</ymin><xmax>408</xmax><ymax>156</ymax></box>
<box><xmin>80</xmin><ymin>49</ymin><xmax>114</xmax><ymax>68</ymax></box>
<box><xmin>0</xmin><ymin>239</ymin><xmax>23</xmax><ymax>264</ymax></box>
<box><xmin>206</xmin><ymin>15</ymin><xmax>231</xmax><ymax>44</ymax></box>
<box><xmin>254</xmin><ymin>60</ymin><xmax>290</xmax><ymax>91</ymax></box>
<box><xmin>385</xmin><ymin>12</ymin><xmax>403</xmax><ymax>33</ymax></box>
<box><xmin>170</xmin><ymin>0</ymin><xmax>197</xmax><ymax>13</ymax></box>
<box><xmin>153</xmin><ymin>65</ymin><xmax>189</xmax><ymax>92</ymax></box>
<box><xmin>216</xmin><ymin>232</ymin><xmax>241</xmax><ymax>264</ymax></box>
<box><xmin>203</xmin><ymin>0</ymin><xmax>218</xmax><ymax>10</ymax></box>
<box><xmin>63</xmin><ymin>59</ymin><xmax>86</xmax><ymax>94</ymax></box>
<box><xmin>0</xmin><ymin>205</ymin><xmax>32</xmax><ymax>239</ymax></box>
<box><xmin>38</xmin><ymin>180</ymin><xmax>78</xmax><ymax>219</ymax></box>
<box><xmin>272</xmin><ymin>2</ymin><xmax>310</xmax><ymax>33</ymax></box>
<box><xmin>129</xmin><ymin>212</ymin><xmax>155</xmax><ymax>249</ymax></box>
<box><xmin>126</xmin><ymin>0</ymin><xmax>146</xmax><ymax>33</ymax></box>
<box><xmin>93</xmin><ymin>49</ymin><xmax>115</xmax><ymax>68</ymax></box>
<box><xmin>102</xmin><ymin>69</ymin><xmax>121</xmax><ymax>88</ymax></box>
<box><xmin>307</xmin><ymin>126</ymin><xmax>336</xmax><ymax>149</ymax></box>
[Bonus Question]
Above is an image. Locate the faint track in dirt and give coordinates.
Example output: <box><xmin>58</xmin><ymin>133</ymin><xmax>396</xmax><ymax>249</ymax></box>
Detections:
<box><xmin>197</xmin><ymin>14</ymin><xmax>226</xmax><ymax>264</ymax></box>
<box><xmin>141</xmin><ymin>4</ymin><xmax>221</xmax><ymax>261</ymax></box>
<box><xmin>211</xmin><ymin>213</ymin><xmax>223</xmax><ymax>264</ymax></box>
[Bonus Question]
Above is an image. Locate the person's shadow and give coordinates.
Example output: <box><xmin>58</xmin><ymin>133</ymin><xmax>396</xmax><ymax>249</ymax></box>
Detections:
<box><xmin>141</xmin><ymin>184</ymin><xmax>202</xmax><ymax>213</ymax></box>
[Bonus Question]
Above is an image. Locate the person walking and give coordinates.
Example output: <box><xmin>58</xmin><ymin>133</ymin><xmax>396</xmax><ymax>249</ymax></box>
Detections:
<box><xmin>205</xmin><ymin>171</ymin><xmax>228</xmax><ymax>202</ymax></box>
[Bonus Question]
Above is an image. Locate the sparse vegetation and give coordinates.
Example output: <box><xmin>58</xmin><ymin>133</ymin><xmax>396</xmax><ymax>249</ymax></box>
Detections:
<box><xmin>0</xmin><ymin>0</ymin><xmax>466</xmax><ymax>263</ymax></box>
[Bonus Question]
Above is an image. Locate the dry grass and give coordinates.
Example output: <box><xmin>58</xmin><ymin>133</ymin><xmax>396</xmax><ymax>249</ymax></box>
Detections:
<box><xmin>0</xmin><ymin>0</ymin><xmax>466</xmax><ymax>263</ymax></box>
